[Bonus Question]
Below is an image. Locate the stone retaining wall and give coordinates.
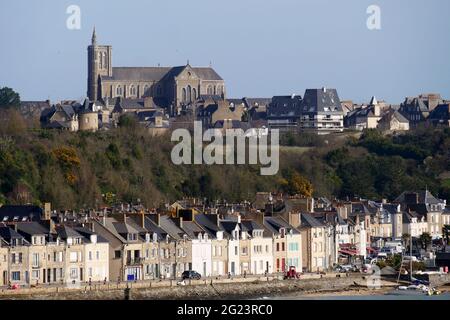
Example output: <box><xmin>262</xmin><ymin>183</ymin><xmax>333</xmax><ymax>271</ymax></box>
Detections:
<box><xmin>0</xmin><ymin>273</ymin><xmax>374</xmax><ymax>300</ymax></box>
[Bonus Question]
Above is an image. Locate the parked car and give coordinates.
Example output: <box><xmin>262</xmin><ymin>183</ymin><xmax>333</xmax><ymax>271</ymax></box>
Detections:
<box><xmin>334</xmin><ymin>264</ymin><xmax>358</xmax><ymax>272</ymax></box>
<box><xmin>181</xmin><ymin>270</ymin><xmax>201</xmax><ymax>280</ymax></box>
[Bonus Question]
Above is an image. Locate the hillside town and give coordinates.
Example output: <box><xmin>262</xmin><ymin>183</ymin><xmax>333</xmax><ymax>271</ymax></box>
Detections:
<box><xmin>0</xmin><ymin>189</ymin><xmax>449</xmax><ymax>288</ymax></box>
<box><xmin>15</xmin><ymin>29</ymin><xmax>449</xmax><ymax>135</ymax></box>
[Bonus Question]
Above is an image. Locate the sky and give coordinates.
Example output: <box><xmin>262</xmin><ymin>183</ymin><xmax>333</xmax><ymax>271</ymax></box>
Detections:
<box><xmin>0</xmin><ymin>0</ymin><xmax>449</xmax><ymax>104</ymax></box>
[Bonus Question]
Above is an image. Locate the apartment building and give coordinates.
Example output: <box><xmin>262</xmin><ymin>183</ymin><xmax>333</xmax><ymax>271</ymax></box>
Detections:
<box><xmin>241</xmin><ymin>220</ymin><xmax>273</xmax><ymax>275</ymax></box>
<box><xmin>299</xmin><ymin>214</ymin><xmax>328</xmax><ymax>272</ymax></box>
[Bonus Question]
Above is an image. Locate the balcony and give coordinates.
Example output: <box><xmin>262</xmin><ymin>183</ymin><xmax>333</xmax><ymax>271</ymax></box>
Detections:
<box><xmin>126</xmin><ymin>257</ymin><xmax>145</xmax><ymax>266</ymax></box>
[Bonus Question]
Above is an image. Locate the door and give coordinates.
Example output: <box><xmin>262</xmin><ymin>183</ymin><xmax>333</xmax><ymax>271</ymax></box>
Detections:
<box><xmin>3</xmin><ymin>271</ymin><xmax>7</xmax><ymax>285</ymax></box>
<box><xmin>282</xmin><ymin>258</ymin><xmax>286</xmax><ymax>272</ymax></box>
<box><xmin>231</xmin><ymin>262</ymin><xmax>235</xmax><ymax>275</ymax></box>
<box><xmin>266</xmin><ymin>261</ymin><xmax>269</xmax><ymax>273</ymax></box>
<box><xmin>203</xmin><ymin>262</ymin><xmax>207</xmax><ymax>276</ymax></box>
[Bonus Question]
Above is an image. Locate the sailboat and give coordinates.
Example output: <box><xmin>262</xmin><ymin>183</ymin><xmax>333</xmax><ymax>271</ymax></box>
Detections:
<box><xmin>393</xmin><ymin>235</ymin><xmax>441</xmax><ymax>296</ymax></box>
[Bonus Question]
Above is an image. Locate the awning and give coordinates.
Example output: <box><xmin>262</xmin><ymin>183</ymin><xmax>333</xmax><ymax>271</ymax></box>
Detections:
<box><xmin>339</xmin><ymin>249</ymin><xmax>357</xmax><ymax>256</ymax></box>
<box><xmin>366</xmin><ymin>247</ymin><xmax>378</xmax><ymax>252</ymax></box>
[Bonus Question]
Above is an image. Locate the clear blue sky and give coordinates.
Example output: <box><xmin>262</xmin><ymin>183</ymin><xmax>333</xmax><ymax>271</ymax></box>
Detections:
<box><xmin>0</xmin><ymin>0</ymin><xmax>449</xmax><ymax>104</ymax></box>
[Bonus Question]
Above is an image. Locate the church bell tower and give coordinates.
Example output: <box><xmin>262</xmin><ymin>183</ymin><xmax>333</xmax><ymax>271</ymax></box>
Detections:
<box><xmin>87</xmin><ymin>27</ymin><xmax>113</xmax><ymax>101</ymax></box>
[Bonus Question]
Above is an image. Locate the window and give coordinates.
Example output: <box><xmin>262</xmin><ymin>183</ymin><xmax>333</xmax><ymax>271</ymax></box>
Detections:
<box><xmin>218</xmin><ymin>246</ymin><xmax>222</xmax><ymax>257</ymax></box>
<box><xmin>182</xmin><ymin>88</ymin><xmax>186</xmax><ymax>102</ymax></box>
<box><xmin>32</xmin><ymin>253</ymin><xmax>40</xmax><ymax>267</ymax></box>
<box><xmin>69</xmin><ymin>252</ymin><xmax>78</xmax><ymax>262</ymax></box>
<box><xmin>192</xmin><ymin>88</ymin><xmax>197</xmax><ymax>100</ymax></box>
<box><xmin>32</xmin><ymin>270</ymin><xmax>40</xmax><ymax>279</ymax></box>
<box><xmin>12</xmin><ymin>271</ymin><xmax>20</xmax><ymax>281</ymax></box>
<box><xmin>187</xmin><ymin>85</ymin><xmax>192</xmax><ymax>102</ymax></box>
<box><xmin>281</xmin><ymin>243</ymin><xmax>285</xmax><ymax>251</ymax></box>
<box><xmin>70</xmin><ymin>268</ymin><xmax>78</xmax><ymax>279</ymax></box>
<box><xmin>234</xmin><ymin>246</ymin><xmax>238</xmax><ymax>255</ymax></box>
<box><xmin>207</xmin><ymin>85</ymin><xmax>213</xmax><ymax>95</ymax></box>
<box><xmin>89</xmin><ymin>251</ymin><xmax>92</xmax><ymax>261</ymax></box>
<box><xmin>276</xmin><ymin>243</ymin><xmax>280</xmax><ymax>252</ymax></box>
<box><xmin>96</xmin><ymin>251</ymin><xmax>100</xmax><ymax>260</ymax></box>
<box><xmin>116</xmin><ymin>86</ymin><xmax>123</xmax><ymax>96</ymax></box>
<box><xmin>130</xmin><ymin>85</ymin><xmax>137</xmax><ymax>96</ymax></box>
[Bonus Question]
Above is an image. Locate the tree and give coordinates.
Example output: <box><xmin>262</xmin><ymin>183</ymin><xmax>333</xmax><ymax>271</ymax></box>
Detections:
<box><xmin>419</xmin><ymin>232</ymin><xmax>432</xmax><ymax>250</ymax></box>
<box><xmin>402</xmin><ymin>233</ymin><xmax>411</xmax><ymax>250</ymax></box>
<box><xmin>281</xmin><ymin>172</ymin><xmax>313</xmax><ymax>197</ymax></box>
<box><xmin>0</xmin><ymin>87</ymin><xmax>21</xmax><ymax>109</ymax></box>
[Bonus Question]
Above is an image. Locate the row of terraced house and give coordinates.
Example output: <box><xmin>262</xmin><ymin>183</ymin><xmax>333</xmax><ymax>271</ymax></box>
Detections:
<box><xmin>0</xmin><ymin>190</ymin><xmax>448</xmax><ymax>287</ymax></box>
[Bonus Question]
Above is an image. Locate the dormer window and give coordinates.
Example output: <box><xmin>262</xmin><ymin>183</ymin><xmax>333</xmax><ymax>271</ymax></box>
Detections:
<box><xmin>198</xmin><ymin>233</ymin><xmax>202</xmax><ymax>241</ymax></box>
<box><xmin>204</xmin><ymin>233</ymin><xmax>208</xmax><ymax>241</ymax></box>
<box><xmin>128</xmin><ymin>233</ymin><xmax>137</xmax><ymax>241</ymax></box>
<box><xmin>152</xmin><ymin>233</ymin><xmax>158</xmax><ymax>243</ymax></box>
<box><xmin>280</xmin><ymin>228</ymin><xmax>286</xmax><ymax>238</ymax></box>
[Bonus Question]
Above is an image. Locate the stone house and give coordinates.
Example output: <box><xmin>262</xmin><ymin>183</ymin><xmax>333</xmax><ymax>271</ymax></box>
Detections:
<box><xmin>377</xmin><ymin>109</ymin><xmax>410</xmax><ymax>133</ymax></box>
<box><xmin>0</xmin><ymin>226</ymin><xmax>29</xmax><ymax>286</ymax></box>
<box><xmin>220</xmin><ymin>221</ymin><xmax>241</xmax><ymax>276</ymax></box>
<box><xmin>299</xmin><ymin>213</ymin><xmax>328</xmax><ymax>272</ymax></box>
<box><xmin>241</xmin><ymin>220</ymin><xmax>273</xmax><ymax>275</ymax></box>
<box><xmin>0</xmin><ymin>238</ymin><xmax>7</xmax><ymax>286</ymax></box>
<box><xmin>195</xmin><ymin>214</ymin><xmax>228</xmax><ymax>277</ymax></box>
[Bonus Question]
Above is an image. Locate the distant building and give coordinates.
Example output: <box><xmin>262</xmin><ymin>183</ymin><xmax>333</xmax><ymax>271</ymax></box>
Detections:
<box><xmin>377</xmin><ymin>109</ymin><xmax>410</xmax><ymax>134</ymax></box>
<box><xmin>87</xmin><ymin>28</ymin><xmax>225</xmax><ymax>116</ymax></box>
<box><xmin>399</xmin><ymin>93</ymin><xmax>443</xmax><ymax>127</ymax></box>
<box><xmin>344</xmin><ymin>96</ymin><xmax>382</xmax><ymax>131</ymax></box>
<box><xmin>427</xmin><ymin>103</ymin><xmax>450</xmax><ymax>128</ymax></box>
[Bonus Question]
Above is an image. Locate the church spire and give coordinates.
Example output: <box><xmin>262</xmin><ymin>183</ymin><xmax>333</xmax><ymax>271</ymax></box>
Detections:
<box><xmin>91</xmin><ymin>26</ymin><xmax>97</xmax><ymax>46</ymax></box>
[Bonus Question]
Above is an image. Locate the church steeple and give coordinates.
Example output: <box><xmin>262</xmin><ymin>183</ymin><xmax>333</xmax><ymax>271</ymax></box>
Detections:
<box><xmin>91</xmin><ymin>27</ymin><xmax>97</xmax><ymax>46</ymax></box>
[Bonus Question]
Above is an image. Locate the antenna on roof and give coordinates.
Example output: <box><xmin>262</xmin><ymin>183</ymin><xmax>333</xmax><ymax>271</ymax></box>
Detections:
<box><xmin>209</xmin><ymin>61</ymin><xmax>212</xmax><ymax>67</ymax></box>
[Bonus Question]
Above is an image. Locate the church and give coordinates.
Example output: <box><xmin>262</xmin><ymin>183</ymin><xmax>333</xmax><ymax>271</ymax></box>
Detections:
<box><xmin>87</xmin><ymin>28</ymin><xmax>227</xmax><ymax>114</ymax></box>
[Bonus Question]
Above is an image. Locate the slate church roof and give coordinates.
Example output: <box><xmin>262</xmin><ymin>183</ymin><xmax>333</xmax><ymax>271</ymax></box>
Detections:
<box><xmin>103</xmin><ymin>66</ymin><xmax>223</xmax><ymax>82</ymax></box>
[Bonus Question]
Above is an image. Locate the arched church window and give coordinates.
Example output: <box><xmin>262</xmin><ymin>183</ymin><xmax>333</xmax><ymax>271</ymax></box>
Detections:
<box><xmin>182</xmin><ymin>88</ymin><xmax>187</xmax><ymax>102</ymax></box>
<box><xmin>98</xmin><ymin>52</ymin><xmax>103</xmax><ymax>69</ymax></box>
<box><xmin>143</xmin><ymin>85</ymin><xmax>149</xmax><ymax>97</ymax></box>
<box><xmin>213</xmin><ymin>86</ymin><xmax>217</xmax><ymax>95</ymax></box>
<box><xmin>207</xmin><ymin>85</ymin><xmax>213</xmax><ymax>95</ymax></box>
<box><xmin>192</xmin><ymin>88</ymin><xmax>197</xmax><ymax>101</ymax></box>
<box><xmin>102</xmin><ymin>52</ymin><xmax>107</xmax><ymax>69</ymax></box>
<box><xmin>116</xmin><ymin>86</ymin><xmax>123</xmax><ymax>97</ymax></box>
<box><xmin>130</xmin><ymin>85</ymin><xmax>137</xmax><ymax>96</ymax></box>
<box><xmin>187</xmin><ymin>85</ymin><xmax>192</xmax><ymax>103</ymax></box>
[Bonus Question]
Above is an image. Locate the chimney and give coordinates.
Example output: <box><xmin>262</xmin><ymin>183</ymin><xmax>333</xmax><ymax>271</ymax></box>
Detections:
<box><xmin>43</xmin><ymin>203</ymin><xmax>51</xmax><ymax>220</ymax></box>
<box><xmin>288</xmin><ymin>212</ymin><xmax>301</xmax><ymax>228</ymax></box>
<box><xmin>256</xmin><ymin>212</ymin><xmax>264</xmax><ymax>226</ymax></box>
<box><xmin>156</xmin><ymin>213</ymin><xmax>161</xmax><ymax>227</ymax></box>
<box><xmin>237</xmin><ymin>214</ymin><xmax>241</xmax><ymax>224</ymax></box>
<box><xmin>178</xmin><ymin>217</ymin><xmax>183</xmax><ymax>229</ymax></box>
<box><xmin>123</xmin><ymin>212</ymin><xmax>127</xmax><ymax>224</ymax></box>
<box><xmin>141</xmin><ymin>211</ymin><xmax>145</xmax><ymax>228</ymax></box>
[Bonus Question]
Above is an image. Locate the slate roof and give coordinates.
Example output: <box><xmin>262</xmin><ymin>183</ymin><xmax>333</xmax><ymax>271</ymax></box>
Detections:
<box><xmin>55</xmin><ymin>225</ymin><xmax>83</xmax><ymax>239</ymax></box>
<box><xmin>104</xmin><ymin>66</ymin><xmax>223</xmax><ymax>82</ymax></box>
<box><xmin>0</xmin><ymin>205</ymin><xmax>43</xmax><ymax>222</ymax></box>
<box><xmin>17</xmin><ymin>222</ymin><xmax>49</xmax><ymax>236</ymax></box>
<box><xmin>0</xmin><ymin>226</ymin><xmax>25</xmax><ymax>241</ymax></box>
<box><xmin>265</xmin><ymin>216</ymin><xmax>300</xmax><ymax>235</ymax></box>
<box><xmin>379</xmin><ymin>109</ymin><xmax>409</xmax><ymax>124</ymax></box>
<box><xmin>395</xmin><ymin>191</ymin><xmax>444</xmax><ymax>205</ymax></box>
<box><xmin>300</xmin><ymin>213</ymin><xmax>324</xmax><ymax>228</ymax></box>
<box><xmin>267</xmin><ymin>95</ymin><xmax>303</xmax><ymax>118</ymax></box>
<box><xmin>73</xmin><ymin>226</ymin><xmax>109</xmax><ymax>243</ymax></box>
<box><xmin>194</xmin><ymin>214</ymin><xmax>221</xmax><ymax>237</ymax></box>
<box><xmin>428</xmin><ymin>104</ymin><xmax>450</xmax><ymax>121</ymax></box>
<box><xmin>302</xmin><ymin>88</ymin><xmax>343</xmax><ymax>114</ymax></box>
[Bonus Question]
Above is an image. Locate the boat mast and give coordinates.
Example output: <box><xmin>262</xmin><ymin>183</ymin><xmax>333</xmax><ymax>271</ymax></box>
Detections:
<box><xmin>410</xmin><ymin>234</ymin><xmax>413</xmax><ymax>282</ymax></box>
